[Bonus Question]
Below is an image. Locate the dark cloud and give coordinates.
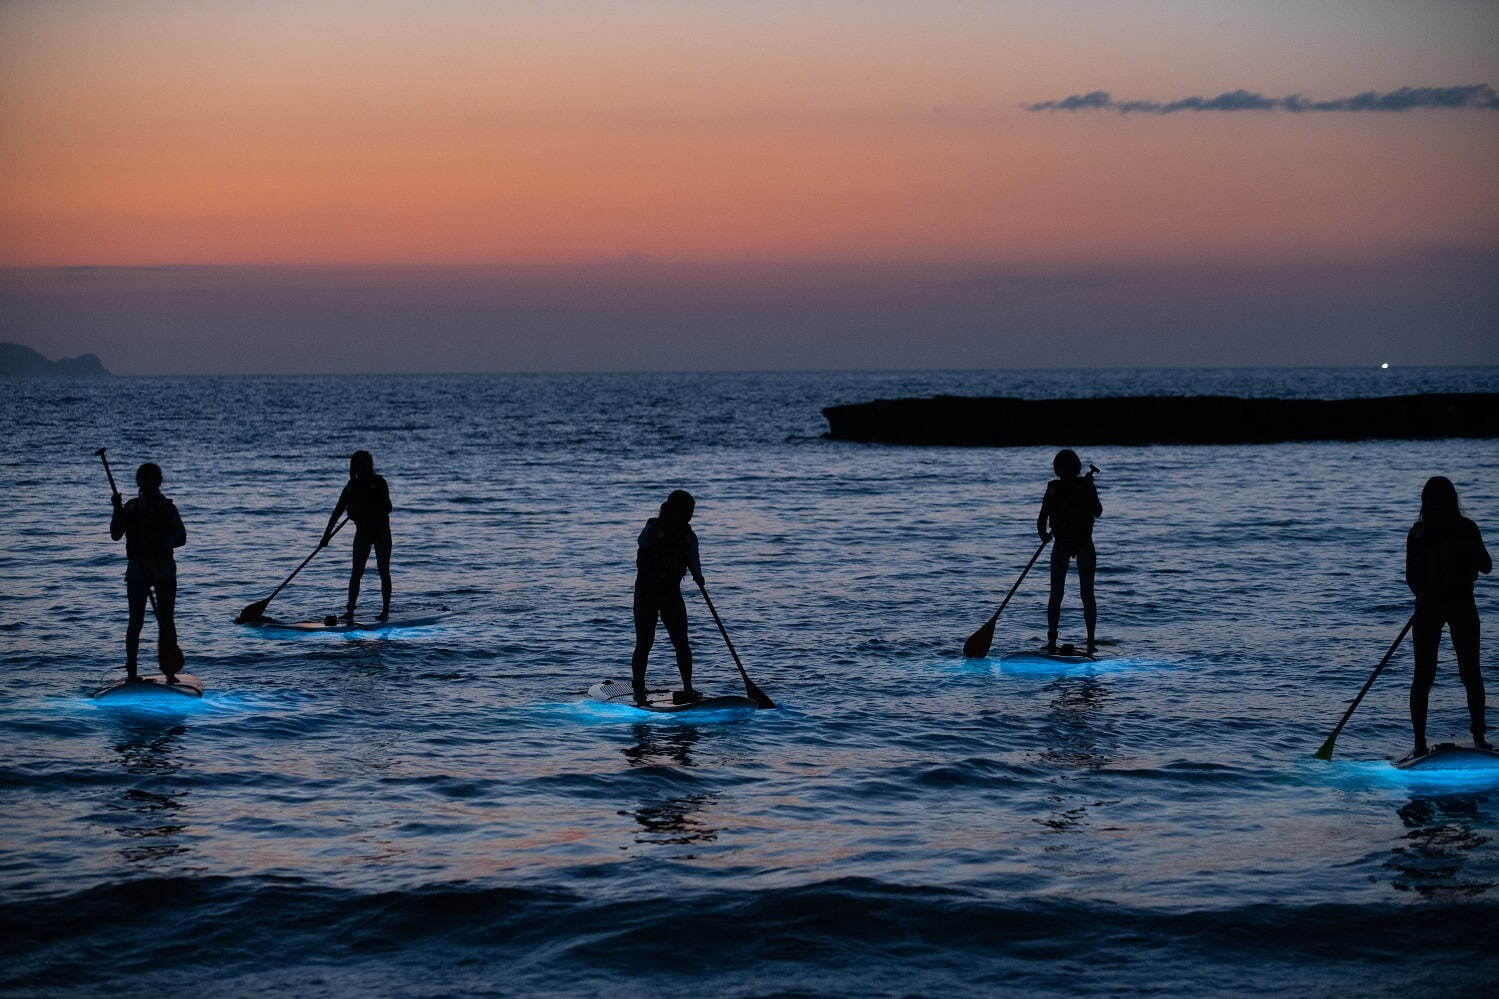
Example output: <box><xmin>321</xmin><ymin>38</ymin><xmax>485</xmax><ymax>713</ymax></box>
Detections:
<box><xmin>1027</xmin><ymin>84</ymin><xmax>1499</xmax><ymax>114</ymax></box>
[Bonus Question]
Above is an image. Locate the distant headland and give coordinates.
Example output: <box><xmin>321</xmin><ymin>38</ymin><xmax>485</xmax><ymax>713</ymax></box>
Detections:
<box><xmin>822</xmin><ymin>393</ymin><xmax>1499</xmax><ymax>446</ymax></box>
<box><xmin>0</xmin><ymin>342</ymin><xmax>111</xmax><ymax>377</ymax></box>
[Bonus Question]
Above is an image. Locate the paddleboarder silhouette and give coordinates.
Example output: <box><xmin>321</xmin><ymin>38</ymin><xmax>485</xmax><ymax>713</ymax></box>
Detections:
<box><xmin>631</xmin><ymin>489</ymin><xmax>705</xmax><ymax>706</ymax></box>
<box><xmin>1037</xmin><ymin>449</ymin><xmax>1102</xmax><ymax>654</ymax></box>
<box><xmin>321</xmin><ymin>450</ymin><xmax>392</xmax><ymax>621</ymax></box>
<box><xmin>109</xmin><ymin>462</ymin><xmax>186</xmax><ymax>681</ymax></box>
<box><xmin>1406</xmin><ymin>475</ymin><xmax>1492</xmax><ymax>759</ymax></box>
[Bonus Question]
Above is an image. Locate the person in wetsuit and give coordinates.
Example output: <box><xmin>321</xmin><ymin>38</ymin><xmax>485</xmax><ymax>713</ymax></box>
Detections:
<box><xmin>1037</xmin><ymin>449</ymin><xmax>1102</xmax><ymax>654</ymax></box>
<box><xmin>1406</xmin><ymin>476</ymin><xmax>1492</xmax><ymax>758</ymax></box>
<box><xmin>109</xmin><ymin>462</ymin><xmax>186</xmax><ymax>681</ymax></box>
<box><xmin>321</xmin><ymin>450</ymin><xmax>392</xmax><ymax>621</ymax></box>
<box><xmin>631</xmin><ymin>489</ymin><xmax>705</xmax><ymax>706</ymax></box>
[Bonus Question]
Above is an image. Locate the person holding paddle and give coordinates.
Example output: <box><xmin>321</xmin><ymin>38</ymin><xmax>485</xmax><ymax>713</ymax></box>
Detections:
<box><xmin>109</xmin><ymin>462</ymin><xmax>186</xmax><ymax>682</ymax></box>
<box><xmin>1037</xmin><ymin>449</ymin><xmax>1102</xmax><ymax>654</ymax></box>
<box><xmin>321</xmin><ymin>450</ymin><xmax>393</xmax><ymax>621</ymax></box>
<box><xmin>1406</xmin><ymin>476</ymin><xmax>1492</xmax><ymax>759</ymax></box>
<box><xmin>631</xmin><ymin>489</ymin><xmax>705</xmax><ymax>706</ymax></box>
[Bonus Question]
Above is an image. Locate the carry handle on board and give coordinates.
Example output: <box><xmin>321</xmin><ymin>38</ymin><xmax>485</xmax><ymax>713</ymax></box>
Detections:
<box><xmin>95</xmin><ymin>447</ymin><xmax>186</xmax><ymax>676</ymax></box>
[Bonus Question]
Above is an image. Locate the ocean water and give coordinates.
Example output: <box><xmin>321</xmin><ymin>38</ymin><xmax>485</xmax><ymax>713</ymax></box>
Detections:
<box><xmin>2</xmin><ymin>366</ymin><xmax>1498</xmax><ymax>997</ymax></box>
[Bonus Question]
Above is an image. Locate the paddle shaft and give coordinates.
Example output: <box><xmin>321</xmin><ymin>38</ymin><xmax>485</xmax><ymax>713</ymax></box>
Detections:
<box><xmin>249</xmin><ymin>516</ymin><xmax>348</xmax><ymax>617</ymax></box>
<box><xmin>988</xmin><ymin>536</ymin><xmax>1051</xmax><ymax>627</ymax></box>
<box><xmin>1313</xmin><ymin>613</ymin><xmax>1416</xmax><ymax>760</ymax></box>
<box><xmin>696</xmin><ymin>580</ymin><xmax>775</xmax><ymax>709</ymax></box>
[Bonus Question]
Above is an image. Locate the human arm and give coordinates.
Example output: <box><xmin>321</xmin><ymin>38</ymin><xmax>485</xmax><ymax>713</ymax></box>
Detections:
<box><xmin>687</xmin><ymin>530</ymin><xmax>703</xmax><ymax>584</ymax></box>
<box><xmin>1089</xmin><ymin>479</ymin><xmax>1102</xmax><ymax>518</ymax></box>
<box><xmin>1473</xmin><ymin>522</ymin><xmax>1493</xmax><ymax>576</ymax></box>
<box><xmin>1406</xmin><ymin>525</ymin><xmax>1423</xmax><ymax>598</ymax></box>
<box><xmin>164</xmin><ymin>500</ymin><xmax>186</xmax><ymax>549</ymax></box>
<box><xmin>380</xmin><ymin>476</ymin><xmax>392</xmax><ymax>515</ymax></box>
<box><xmin>1036</xmin><ymin>484</ymin><xmax>1052</xmax><ymax>540</ymax></box>
<box><xmin>110</xmin><ymin>495</ymin><xmax>127</xmax><ymax>541</ymax></box>
<box><xmin>321</xmin><ymin>485</ymin><xmax>349</xmax><ymax>547</ymax></box>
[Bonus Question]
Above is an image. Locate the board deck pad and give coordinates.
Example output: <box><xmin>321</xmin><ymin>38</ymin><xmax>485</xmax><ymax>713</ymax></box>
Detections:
<box><xmin>999</xmin><ymin>646</ymin><xmax>1115</xmax><ymax>665</ymax></box>
<box><xmin>1393</xmin><ymin>742</ymin><xmax>1499</xmax><ymax>771</ymax></box>
<box><xmin>92</xmin><ymin>672</ymin><xmax>203</xmax><ymax>700</ymax></box>
<box><xmin>588</xmin><ymin>679</ymin><xmax>757</xmax><ymax>713</ymax></box>
<box><xmin>252</xmin><ymin>612</ymin><xmax>449</xmax><ymax>633</ymax></box>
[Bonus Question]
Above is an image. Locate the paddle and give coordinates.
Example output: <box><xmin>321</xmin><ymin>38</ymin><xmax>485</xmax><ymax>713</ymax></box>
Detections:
<box><xmin>1312</xmin><ymin>613</ymin><xmax>1417</xmax><ymax>761</ymax></box>
<box><xmin>234</xmin><ymin>516</ymin><xmax>349</xmax><ymax>624</ymax></box>
<box><xmin>963</xmin><ymin>537</ymin><xmax>1051</xmax><ymax>658</ymax></box>
<box><xmin>96</xmin><ymin>448</ymin><xmax>185</xmax><ymax>676</ymax></box>
<box><xmin>695</xmin><ymin>579</ymin><xmax>776</xmax><ymax>709</ymax></box>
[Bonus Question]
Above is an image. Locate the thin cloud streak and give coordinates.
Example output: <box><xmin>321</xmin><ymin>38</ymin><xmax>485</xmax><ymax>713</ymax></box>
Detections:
<box><xmin>1026</xmin><ymin>84</ymin><xmax>1499</xmax><ymax>114</ymax></box>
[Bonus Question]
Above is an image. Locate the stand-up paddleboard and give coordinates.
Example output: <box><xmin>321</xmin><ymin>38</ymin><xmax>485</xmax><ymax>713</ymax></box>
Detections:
<box><xmin>92</xmin><ymin>672</ymin><xmax>203</xmax><ymax>701</ymax></box>
<box><xmin>1393</xmin><ymin>742</ymin><xmax>1499</xmax><ymax>771</ymax></box>
<box><xmin>588</xmin><ymin>679</ymin><xmax>757</xmax><ymax>713</ymax></box>
<box><xmin>251</xmin><ymin>612</ymin><xmax>449</xmax><ymax>633</ymax></box>
<box><xmin>999</xmin><ymin>645</ymin><xmax>1114</xmax><ymax>666</ymax></box>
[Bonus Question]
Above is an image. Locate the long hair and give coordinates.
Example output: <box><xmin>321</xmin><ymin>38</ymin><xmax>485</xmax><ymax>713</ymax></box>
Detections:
<box><xmin>1420</xmin><ymin>476</ymin><xmax>1462</xmax><ymax>529</ymax></box>
<box><xmin>349</xmin><ymin>450</ymin><xmax>374</xmax><ymax>479</ymax></box>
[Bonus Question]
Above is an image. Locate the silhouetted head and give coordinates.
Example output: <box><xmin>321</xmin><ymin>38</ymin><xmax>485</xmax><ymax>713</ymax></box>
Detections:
<box><xmin>660</xmin><ymin>489</ymin><xmax>695</xmax><ymax>526</ymax></box>
<box><xmin>349</xmin><ymin>450</ymin><xmax>374</xmax><ymax>479</ymax></box>
<box><xmin>135</xmin><ymin>462</ymin><xmax>163</xmax><ymax>491</ymax></box>
<box><xmin>1420</xmin><ymin>476</ymin><xmax>1463</xmax><ymax>528</ymax></box>
<box><xmin>1053</xmin><ymin>449</ymin><xmax>1082</xmax><ymax>479</ymax></box>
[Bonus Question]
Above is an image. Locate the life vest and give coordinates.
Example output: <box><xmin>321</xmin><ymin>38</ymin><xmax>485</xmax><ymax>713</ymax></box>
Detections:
<box><xmin>1046</xmin><ymin>478</ymin><xmax>1098</xmax><ymax>540</ymax></box>
<box><xmin>637</xmin><ymin>519</ymin><xmax>694</xmax><ymax>587</ymax></box>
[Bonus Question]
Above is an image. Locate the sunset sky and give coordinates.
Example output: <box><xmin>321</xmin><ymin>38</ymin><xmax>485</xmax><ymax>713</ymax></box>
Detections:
<box><xmin>2</xmin><ymin>1</ymin><xmax>1496</xmax><ymax>372</ymax></box>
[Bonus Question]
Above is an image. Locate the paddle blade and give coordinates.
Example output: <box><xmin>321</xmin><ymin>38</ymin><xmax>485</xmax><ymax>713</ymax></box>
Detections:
<box><xmin>235</xmin><ymin>599</ymin><xmax>268</xmax><ymax>624</ymax></box>
<box><xmin>1312</xmin><ymin>735</ymin><xmax>1337</xmax><ymax>762</ymax></box>
<box><xmin>158</xmin><ymin>636</ymin><xmax>185</xmax><ymax>675</ymax></box>
<box><xmin>743</xmin><ymin>677</ymin><xmax>776</xmax><ymax>710</ymax></box>
<box><xmin>963</xmin><ymin>615</ymin><xmax>997</xmax><ymax>659</ymax></box>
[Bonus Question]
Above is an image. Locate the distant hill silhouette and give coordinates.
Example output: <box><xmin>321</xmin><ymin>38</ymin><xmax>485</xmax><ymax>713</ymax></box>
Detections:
<box><xmin>0</xmin><ymin>342</ymin><xmax>111</xmax><ymax>377</ymax></box>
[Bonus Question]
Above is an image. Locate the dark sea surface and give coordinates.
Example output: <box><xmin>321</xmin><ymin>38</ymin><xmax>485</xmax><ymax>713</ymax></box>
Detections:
<box><xmin>3</xmin><ymin>366</ymin><xmax>1498</xmax><ymax>997</ymax></box>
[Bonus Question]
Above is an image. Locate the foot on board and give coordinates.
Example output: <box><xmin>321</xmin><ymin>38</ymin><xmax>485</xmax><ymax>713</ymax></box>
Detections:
<box><xmin>1476</xmin><ymin>735</ymin><xmax>1494</xmax><ymax>751</ymax></box>
<box><xmin>376</xmin><ymin>608</ymin><xmax>390</xmax><ymax>622</ymax></box>
<box><xmin>633</xmin><ymin>686</ymin><xmax>650</xmax><ymax>706</ymax></box>
<box><xmin>1400</xmin><ymin>744</ymin><xmax>1431</xmax><ymax>765</ymax></box>
<box><xmin>340</xmin><ymin>610</ymin><xmax>355</xmax><ymax>623</ymax></box>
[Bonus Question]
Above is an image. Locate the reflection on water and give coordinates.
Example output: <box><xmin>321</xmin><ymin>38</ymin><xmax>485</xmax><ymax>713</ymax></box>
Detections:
<box><xmin>621</xmin><ymin>724</ymin><xmax>719</xmax><ymax>852</ymax></box>
<box><xmin>106</xmin><ymin>718</ymin><xmax>190</xmax><ymax>865</ymax></box>
<box><xmin>1387</xmin><ymin>795</ymin><xmax>1495</xmax><ymax>898</ymax></box>
<box><xmin>1035</xmin><ymin>677</ymin><xmax>1119</xmax><ymax>850</ymax></box>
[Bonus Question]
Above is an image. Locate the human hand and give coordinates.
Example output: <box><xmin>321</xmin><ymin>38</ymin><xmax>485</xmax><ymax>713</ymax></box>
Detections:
<box><xmin>111</xmin><ymin>493</ymin><xmax>123</xmax><ymax>509</ymax></box>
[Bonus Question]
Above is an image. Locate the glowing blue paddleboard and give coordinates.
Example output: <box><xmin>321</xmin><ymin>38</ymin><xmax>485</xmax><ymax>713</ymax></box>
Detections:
<box><xmin>999</xmin><ymin>646</ymin><xmax>1114</xmax><ymax>666</ymax></box>
<box><xmin>92</xmin><ymin>672</ymin><xmax>203</xmax><ymax>700</ymax></box>
<box><xmin>588</xmin><ymin>679</ymin><xmax>756</xmax><ymax>713</ymax></box>
<box><xmin>1393</xmin><ymin>743</ymin><xmax>1499</xmax><ymax>771</ymax></box>
<box><xmin>253</xmin><ymin>612</ymin><xmax>448</xmax><ymax>633</ymax></box>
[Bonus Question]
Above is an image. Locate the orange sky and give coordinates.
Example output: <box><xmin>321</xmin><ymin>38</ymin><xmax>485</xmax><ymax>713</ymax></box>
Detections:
<box><xmin>2</xmin><ymin>1</ymin><xmax>1497</xmax><ymax>267</ymax></box>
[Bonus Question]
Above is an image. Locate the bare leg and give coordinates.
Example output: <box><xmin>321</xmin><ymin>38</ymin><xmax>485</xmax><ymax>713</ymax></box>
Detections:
<box><xmin>126</xmin><ymin>572</ymin><xmax>148</xmax><ymax>679</ymax></box>
<box><xmin>1410</xmin><ymin>609</ymin><xmax>1441</xmax><ymax>753</ymax></box>
<box><xmin>1076</xmin><ymin>545</ymin><xmax>1097</xmax><ymax>651</ymax></box>
<box><xmin>659</xmin><ymin>589</ymin><xmax>694</xmax><ymax>694</ymax></box>
<box><xmin>631</xmin><ymin>589</ymin><xmax>658</xmax><ymax>701</ymax></box>
<box><xmin>375</xmin><ymin>533</ymin><xmax>392</xmax><ymax>618</ymax></box>
<box><xmin>1450</xmin><ymin>601</ymin><xmax>1486</xmax><ymax>744</ymax></box>
<box><xmin>1046</xmin><ymin>544</ymin><xmax>1068</xmax><ymax>649</ymax></box>
<box><xmin>348</xmin><ymin>534</ymin><xmax>372</xmax><ymax>616</ymax></box>
<box><xmin>154</xmin><ymin>569</ymin><xmax>178</xmax><ymax>679</ymax></box>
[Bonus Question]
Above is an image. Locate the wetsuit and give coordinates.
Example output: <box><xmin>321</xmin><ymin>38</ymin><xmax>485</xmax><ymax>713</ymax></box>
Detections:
<box><xmin>631</xmin><ymin>518</ymin><xmax>703</xmax><ymax>698</ymax></box>
<box><xmin>1037</xmin><ymin>475</ymin><xmax>1102</xmax><ymax>648</ymax></box>
<box><xmin>110</xmin><ymin>489</ymin><xmax>186</xmax><ymax>678</ymax></box>
<box><xmin>1407</xmin><ymin>517</ymin><xmax>1492</xmax><ymax>745</ymax></box>
<box><xmin>331</xmin><ymin>474</ymin><xmax>392</xmax><ymax>616</ymax></box>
